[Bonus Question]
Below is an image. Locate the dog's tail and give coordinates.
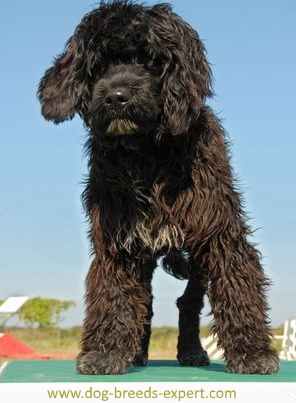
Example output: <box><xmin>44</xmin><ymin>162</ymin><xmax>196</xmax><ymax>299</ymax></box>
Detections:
<box><xmin>162</xmin><ymin>249</ymin><xmax>191</xmax><ymax>280</ymax></box>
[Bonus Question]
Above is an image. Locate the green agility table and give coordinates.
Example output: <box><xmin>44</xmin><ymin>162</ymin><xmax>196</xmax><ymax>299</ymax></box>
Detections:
<box><xmin>0</xmin><ymin>360</ymin><xmax>295</xmax><ymax>383</ymax></box>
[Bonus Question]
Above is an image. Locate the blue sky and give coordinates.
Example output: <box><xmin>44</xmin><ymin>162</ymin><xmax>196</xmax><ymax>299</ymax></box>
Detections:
<box><xmin>1</xmin><ymin>1</ymin><xmax>295</xmax><ymax>327</ymax></box>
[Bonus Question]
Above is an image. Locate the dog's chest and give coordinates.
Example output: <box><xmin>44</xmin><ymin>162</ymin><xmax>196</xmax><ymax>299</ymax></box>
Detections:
<box><xmin>131</xmin><ymin>213</ymin><xmax>184</xmax><ymax>252</ymax></box>
<box><xmin>98</xmin><ymin>142</ymin><xmax>189</xmax><ymax>253</ymax></box>
<box><xmin>120</xmin><ymin>182</ymin><xmax>185</xmax><ymax>253</ymax></box>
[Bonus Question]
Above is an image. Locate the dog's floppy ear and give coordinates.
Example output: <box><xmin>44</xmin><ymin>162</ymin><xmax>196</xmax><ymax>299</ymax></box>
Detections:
<box><xmin>38</xmin><ymin>37</ymin><xmax>84</xmax><ymax>124</ymax></box>
<box><xmin>147</xmin><ymin>4</ymin><xmax>213</xmax><ymax>135</ymax></box>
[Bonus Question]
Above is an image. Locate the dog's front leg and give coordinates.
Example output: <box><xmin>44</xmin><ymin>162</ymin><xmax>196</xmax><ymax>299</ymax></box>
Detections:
<box><xmin>204</xmin><ymin>232</ymin><xmax>279</xmax><ymax>374</ymax></box>
<box><xmin>77</xmin><ymin>255</ymin><xmax>150</xmax><ymax>375</ymax></box>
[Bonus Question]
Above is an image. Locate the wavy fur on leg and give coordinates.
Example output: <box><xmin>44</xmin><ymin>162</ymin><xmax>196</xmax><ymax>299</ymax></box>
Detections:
<box><xmin>77</xmin><ymin>255</ymin><xmax>152</xmax><ymax>375</ymax></box>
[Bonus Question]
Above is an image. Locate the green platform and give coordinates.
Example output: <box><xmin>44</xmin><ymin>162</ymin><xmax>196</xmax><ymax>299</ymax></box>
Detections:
<box><xmin>0</xmin><ymin>360</ymin><xmax>295</xmax><ymax>383</ymax></box>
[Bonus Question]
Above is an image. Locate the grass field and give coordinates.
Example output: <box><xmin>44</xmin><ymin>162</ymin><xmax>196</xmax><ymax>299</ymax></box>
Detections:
<box><xmin>1</xmin><ymin>325</ymin><xmax>283</xmax><ymax>363</ymax></box>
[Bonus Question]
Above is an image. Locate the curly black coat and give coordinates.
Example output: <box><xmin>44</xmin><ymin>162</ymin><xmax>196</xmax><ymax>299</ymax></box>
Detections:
<box><xmin>38</xmin><ymin>0</ymin><xmax>279</xmax><ymax>375</ymax></box>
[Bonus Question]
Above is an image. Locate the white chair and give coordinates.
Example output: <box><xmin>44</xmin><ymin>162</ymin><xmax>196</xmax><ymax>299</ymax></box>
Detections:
<box><xmin>201</xmin><ymin>335</ymin><xmax>224</xmax><ymax>360</ymax></box>
<box><xmin>278</xmin><ymin>318</ymin><xmax>296</xmax><ymax>361</ymax></box>
<box><xmin>202</xmin><ymin>319</ymin><xmax>296</xmax><ymax>362</ymax></box>
<box><xmin>0</xmin><ymin>296</ymin><xmax>29</xmax><ymax>330</ymax></box>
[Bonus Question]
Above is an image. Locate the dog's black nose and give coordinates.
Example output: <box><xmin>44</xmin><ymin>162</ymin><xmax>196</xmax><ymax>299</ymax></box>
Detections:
<box><xmin>105</xmin><ymin>89</ymin><xmax>130</xmax><ymax>106</ymax></box>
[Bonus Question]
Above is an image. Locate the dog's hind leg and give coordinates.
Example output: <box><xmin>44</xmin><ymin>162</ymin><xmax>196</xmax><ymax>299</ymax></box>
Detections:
<box><xmin>176</xmin><ymin>267</ymin><xmax>210</xmax><ymax>366</ymax></box>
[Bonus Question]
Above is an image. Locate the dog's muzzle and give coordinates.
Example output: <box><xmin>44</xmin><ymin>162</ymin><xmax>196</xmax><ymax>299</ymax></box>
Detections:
<box><xmin>106</xmin><ymin>119</ymin><xmax>139</xmax><ymax>135</ymax></box>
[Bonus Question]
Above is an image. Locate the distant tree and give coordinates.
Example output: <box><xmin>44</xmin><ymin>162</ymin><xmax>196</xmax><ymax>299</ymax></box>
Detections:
<box><xmin>18</xmin><ymin>297</ymin><xmax>75</xmax><ymax>328</ymax></box>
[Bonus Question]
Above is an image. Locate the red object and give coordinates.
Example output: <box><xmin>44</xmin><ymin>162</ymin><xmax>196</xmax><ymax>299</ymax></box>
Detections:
<box><xmin>0</xmin><ymin>333</ymin><xmax>49</xmax><ymax>359</ymax></box>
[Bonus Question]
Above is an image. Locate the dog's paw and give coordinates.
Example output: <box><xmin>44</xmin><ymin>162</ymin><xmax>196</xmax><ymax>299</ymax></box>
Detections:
<box><xmin>226</xmin><ymin>350</ymin><xmax>279</xmax><ymax>374</ymax></box>
<box><xmin>77</xmin><ymin>351</ymin><xmax>129</xmax><ymax>375</ymax></box>
<box><xmin>177</xmin><ymin>349</ymin><xmax>210</xmax><ymax>367</ymax></box>
<box><xmin>133</xmin><ymin>352</ymin><xmax>148</xmax><ymax>367</ymax></box>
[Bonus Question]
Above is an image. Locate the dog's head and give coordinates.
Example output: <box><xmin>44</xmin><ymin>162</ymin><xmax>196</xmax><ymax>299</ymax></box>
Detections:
<box><xmin>38</xmin><ymin>1</ymin><xmax>212</xmax><ymax>137</ymax></box>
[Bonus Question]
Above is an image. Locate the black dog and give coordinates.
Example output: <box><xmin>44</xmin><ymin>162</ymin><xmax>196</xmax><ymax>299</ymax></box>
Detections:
<box><xmin>38</xmin><ymin>1</ymin><xmax>279</xmax><ymax>375</ymax></box>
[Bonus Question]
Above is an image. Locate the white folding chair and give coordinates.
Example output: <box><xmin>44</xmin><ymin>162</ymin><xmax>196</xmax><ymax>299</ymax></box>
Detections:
<box><xmin>201</xmin><ymin>335</ymin><xmax>224</xmax><ymax>360</ymax></box>
<box><xmin>0</xmin><ymin>296</ymin><xmax>29</xmax><ymax>330</ymax></box>
<box><xmin>202</xmin><ymin>320</ymin><xmax>296</xmax><ymax>362</ymax></box>
<box><xmin>278</xmin><ymin>318</ymin><xmax>296</xmax><ymax>360</ymax></box>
